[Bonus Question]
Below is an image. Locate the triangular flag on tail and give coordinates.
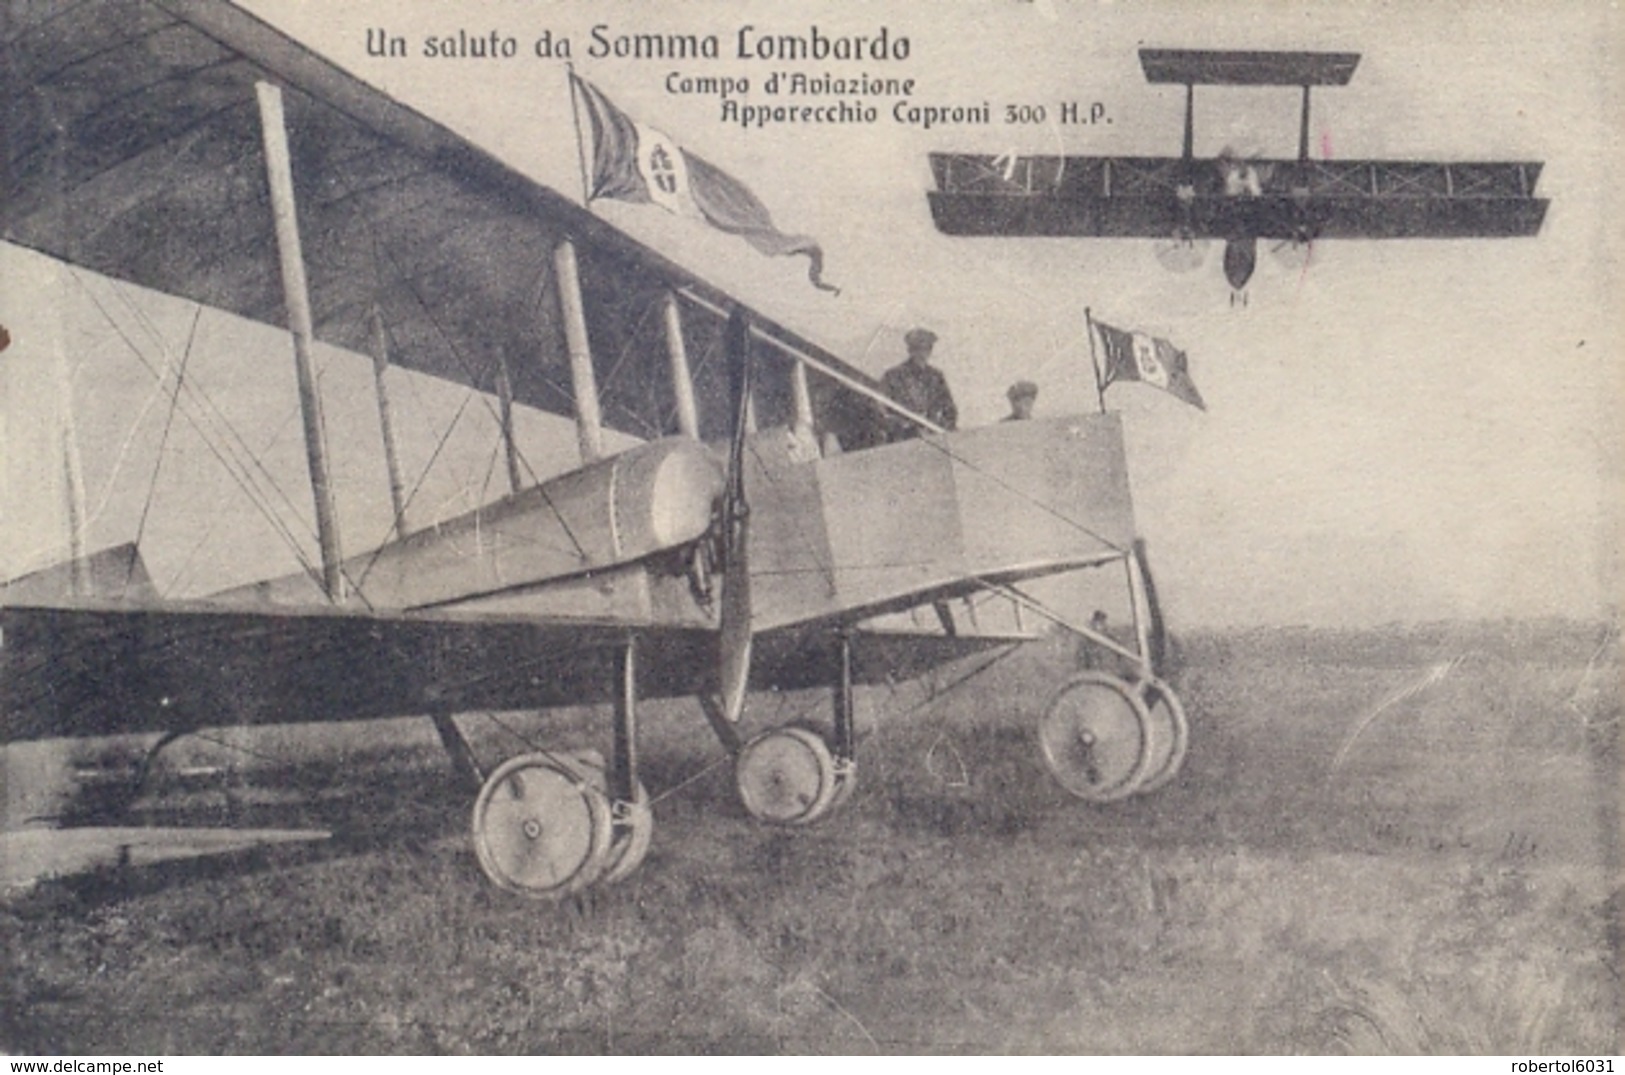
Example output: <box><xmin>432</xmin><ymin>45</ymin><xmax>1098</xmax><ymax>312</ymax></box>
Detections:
<box><xmin>1093</xmin><ymin>320</ymin><xmax>1206</xmax><ymax>410</ymax></box>
<box><xmin>571</xmin><ymin>75</ymin><xmax>838</xmax><ymax>294</ymax></box>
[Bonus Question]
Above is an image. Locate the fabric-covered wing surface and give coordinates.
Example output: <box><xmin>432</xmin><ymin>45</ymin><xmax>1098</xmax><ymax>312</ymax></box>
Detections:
<box><xmin>2</xmin><ymin>0</ymin><xmax>879</xmax><ymax>442</ymax></box>
<box><xmin>0</xmin><ymin>600</ymin><xmax>1005</xmax><ymax>742</ymax></box>
<box><xmin>926</xmin><ymin>153</ymin><xmax>1547</xmax><ymax>240</ymax></box>
<box><xmin>0</xmin><ymin>601</ymin><xmax>658</xmax><ymax>740</ymax></box>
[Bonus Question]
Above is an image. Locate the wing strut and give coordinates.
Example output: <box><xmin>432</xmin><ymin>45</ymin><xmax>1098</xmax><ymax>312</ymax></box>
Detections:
<box><xmin>554</xmin><ymin>240</ymin><xmax>604</xmax><ymax>463</ymax></box>
<box><xmin>1298</xmin><ymin>85</ymin><xmax>1312</xmax><ymax>162</ymax></box>
<box><xmin>1182</xmin><ymin>83</ymin><xmax>1195</xmax><ymax>162</ymax></box>
<box><xmin>256</xmin><ymin>82</ymin><xmax>344</xmax><ymax>601</ymax></box>
<box><xmin>494</xmin><ymin>345</ymin><xmax>522</xmax><ymax>493</ymax></box>
<box><xmin>366</xmin><ymin>307</ymin><xmax>410</xmax><ymax>538</ymax></box>
<box><xmin>790</xmin><ymin>357</ymin><xmax>815</xmax><ymax>441</ymax></box>
<box><xmin>662</xmin><ymin>291</ymin><xmax>702</xmax><ymax>439</ymax></box>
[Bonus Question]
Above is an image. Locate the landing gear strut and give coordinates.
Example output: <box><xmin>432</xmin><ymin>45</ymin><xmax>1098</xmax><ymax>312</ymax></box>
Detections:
<box><xmin>1000</xmin><ymin>542</ymin><xmax>1192</xmax><ymax>801</ymax></box>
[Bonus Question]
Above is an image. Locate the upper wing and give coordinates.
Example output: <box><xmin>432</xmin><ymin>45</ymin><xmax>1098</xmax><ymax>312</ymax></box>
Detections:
<box><xmin>1138</xmin><ymin>49</ymin><xmax>1361</xmax><ymax>87</ymax></box>
<box><xmin>1</xmin><ymin>0</ymin><xmax>879</xmax><ymax>442</ymax></box>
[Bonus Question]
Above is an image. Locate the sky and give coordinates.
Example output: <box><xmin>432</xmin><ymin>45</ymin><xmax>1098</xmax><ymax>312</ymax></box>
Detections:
<box><xmin>5</xmin><ymin>0</ymin><xmax>1621</xmax><ymax>628</ymax></box>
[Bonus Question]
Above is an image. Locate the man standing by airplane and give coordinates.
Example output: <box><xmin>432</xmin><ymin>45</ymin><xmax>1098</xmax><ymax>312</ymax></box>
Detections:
<box><xmin>880</xmin><ymin>327</ymin><xmax>957</xmax><ymax>440</ymax></box>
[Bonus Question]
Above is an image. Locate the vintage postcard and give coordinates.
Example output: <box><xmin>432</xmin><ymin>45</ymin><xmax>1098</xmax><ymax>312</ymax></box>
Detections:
<box><xmin>2</xmin><ymin>0</ymin><xmax>1619</xmax><ymax>1056</ymax></box>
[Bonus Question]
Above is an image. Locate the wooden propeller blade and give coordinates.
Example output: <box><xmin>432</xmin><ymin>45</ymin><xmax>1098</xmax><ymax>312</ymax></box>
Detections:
<box><xmin>718</xmin><ymin>538</ymin><xmax>753</xmax><ymax>723</ymax></box>
<box><xmin>718</xmin><ymin>306</ymin><xmax>755</xmax><ymax>722</ymax></box>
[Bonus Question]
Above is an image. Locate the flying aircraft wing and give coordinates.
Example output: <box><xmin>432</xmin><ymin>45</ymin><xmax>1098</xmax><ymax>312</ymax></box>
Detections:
<box><xmin>926</xmin><ymin>154</ymin><xmax>1548</xmax><ymax>241</ymax></box>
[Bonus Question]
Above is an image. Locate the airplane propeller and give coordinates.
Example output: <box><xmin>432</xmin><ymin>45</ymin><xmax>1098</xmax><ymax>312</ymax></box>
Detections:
<box><xmin>1268</xmin><ymin>225</ymin><xmax>1318</xmax><ymax>274</ymax></box>
<box><xmin>717</xmin><ymin>306</ymin><xmax>755</xmax><ymax>722</ymax></box>
<box><xmin>1153</xmin><ymin>232</ymin><xmax>1209</xmax><ymax>273</ymax></box>
<box><xmin>1156</xmin><ymin>179</ymin><xmax>1208</xmax><ymax>274</ymax></box>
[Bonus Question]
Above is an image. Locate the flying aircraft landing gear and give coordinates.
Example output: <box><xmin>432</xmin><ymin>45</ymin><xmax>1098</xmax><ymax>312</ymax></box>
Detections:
<box><xmin>467</xmin><ymin>637</ymin><xmax>652</xmax><ymax>897</ymax></box>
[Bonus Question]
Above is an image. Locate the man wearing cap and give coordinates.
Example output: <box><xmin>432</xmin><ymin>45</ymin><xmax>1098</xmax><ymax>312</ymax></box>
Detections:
<box><xmin>1003</xmin><ymin>380</ymin><xmax>1038</xmax><ymax>421</ymax></box>
<box><xmin>879</xmin><ymin>327</ymin><xmax>958</xmax><ymax>441</ymax></box>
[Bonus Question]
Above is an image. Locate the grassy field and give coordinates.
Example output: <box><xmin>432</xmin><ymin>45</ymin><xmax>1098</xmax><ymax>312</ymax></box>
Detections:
<box><xmin>3</xmin><ymin>620</ymin><xmax>1619</xmax><ymax>1054</ymax></box>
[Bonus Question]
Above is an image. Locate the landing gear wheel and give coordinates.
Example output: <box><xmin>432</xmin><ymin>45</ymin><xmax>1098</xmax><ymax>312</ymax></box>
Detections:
<box><xmin>563</xmin><ymin>752</ymin><xmax>654</xmax><ymax>886</ymax></box>
<box><xmin>471</xmin><ymin>753</ymin><xmax>613</xmax><ymax>898</ymax></box>
<box><xmin>1037</xmin><ymin>673</ymin><xmax>1153</xmax><ymax>802</ymax></box>
<box><xmin>735</xmin><ymin>726</ymin><xmax>839</xmax><ymax>825</ymax></box>
<box><xmin>1133</xmin><ymin>679</ymin><xmax>1189</xmax><ymax>795</ymax></box>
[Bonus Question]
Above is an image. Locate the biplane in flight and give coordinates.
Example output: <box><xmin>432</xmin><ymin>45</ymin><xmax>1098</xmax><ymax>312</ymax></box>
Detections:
<box><xmin>927</xmin><ymin>48</ymin><xmax>1549</xmax><ymax>300</ymax></box>
<box><xmin>0</xmin><ymin>0</ymin><xmax>1186</xmax><ymax>897</ymax></box>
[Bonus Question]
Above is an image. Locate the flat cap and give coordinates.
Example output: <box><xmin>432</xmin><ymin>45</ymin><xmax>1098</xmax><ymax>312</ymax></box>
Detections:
<box><xmin>1007</xmin><ymin>379</ymin><xmax>1038</xmax><ymax>400</ymax></box>
<box><xmin>904</xmin><ymin>327</ymin><xmax>937</xmax><ymax>349</ymax></box>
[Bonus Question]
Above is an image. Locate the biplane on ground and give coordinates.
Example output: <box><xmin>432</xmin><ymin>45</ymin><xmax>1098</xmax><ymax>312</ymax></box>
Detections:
<box><xmin>0</xmin><ymin>0</ymin><xmax>1187</xmax><ymax>897</ymax></box>
<box><xmin>927</xmin><ymin>48</ymin><xmax>1548</xmax><ymax>300</ymax></box>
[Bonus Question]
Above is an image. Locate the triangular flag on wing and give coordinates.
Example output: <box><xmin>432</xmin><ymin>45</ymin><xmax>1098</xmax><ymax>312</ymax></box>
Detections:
<box><xmin>571</xmin><ymin>75</ymin><xmax>838</xmax><ymax>293</ymax></box>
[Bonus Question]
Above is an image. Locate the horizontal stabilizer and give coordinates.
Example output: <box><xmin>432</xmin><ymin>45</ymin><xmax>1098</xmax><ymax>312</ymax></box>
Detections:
<box><xmin>0</xmin><ymin>826</ymin><xmax>330</xmax><ymax>890</ymax></box>
<box><xmin>1140</xmin><ymin>48</ymin><xmax>1360</xmax><ymax>86</ymax></box>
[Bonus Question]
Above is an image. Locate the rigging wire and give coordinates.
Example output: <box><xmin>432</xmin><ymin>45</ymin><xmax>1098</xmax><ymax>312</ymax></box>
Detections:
<box><xmin>743</xmin><ymin>438</ymin><xmax>837</xmax><ymax>592</ymax></box>
<box><xmin>69</xmin><ymin>269</ymin><xmax>323</xmax><ymax>589</ymax></box>
<box><xmin>353</xmin><ymin>383</ymin><xmax>479</xmax><ymax>591</ymax></box>
<box><xmin>104</xmin><ymin>279</ymin><xmax>337</xmax><ymax>577</ymax></box>
<box><xmin>158</xmin><ymin>398</ymin><xmax>309</xmax><ymax>596</ymax></box>
<box><xmin>474</xmin><ymin>412</ymin><xmax>507</xmax><ymax>507</ymax></box>
<box><xmin>363</xmin><ymin>230</ymin><xmax>592</xmax><ymax>567</ymax></box>
<box><xmin>103</xmin><ymin>276</ymin><xmax>379</xmax><ymax>609</ymax></box>
<box><xmin>594</xmin><ymin>290</ymin><xmax>667</xmax><ymax>440</ymax></box>
<box><xmin>367</xmin><ymin>231</ymin><xmax>553</xmax><ymax>490</ymax></box>
<box><xmin>123</xmin><ymin>304</ymin><xmax>201</xmax><ymax>591</ymax></box>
